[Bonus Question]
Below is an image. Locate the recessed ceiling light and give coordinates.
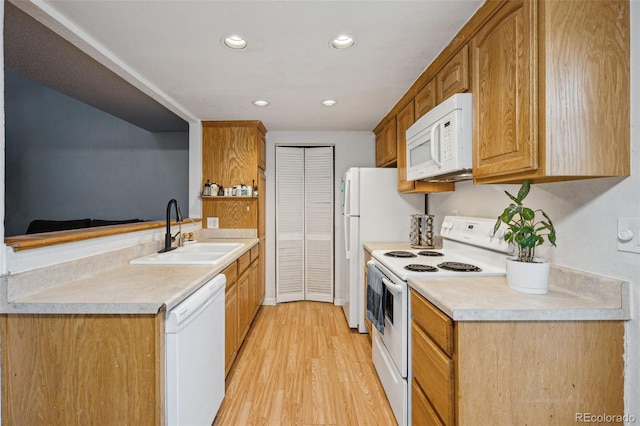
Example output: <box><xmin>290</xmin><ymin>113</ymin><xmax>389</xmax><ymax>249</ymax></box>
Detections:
<box><xmin>330</xmin><ymin>34</ymin><xmax>355</xmax><ymax>50</ymax></box>
<box><xmin>223</xmin><ymin>35</ymin><xmax>247</xmax><ymax>50</ymax></box>
<box><xmin>253</xmin><ymin>100</ymin><xmax>270</xmax><ymax>107</ymax></box>
<box><xmin>322</xmin><ymin>100</ymin><xmax>337</xmax><ymax>106</ymax></box>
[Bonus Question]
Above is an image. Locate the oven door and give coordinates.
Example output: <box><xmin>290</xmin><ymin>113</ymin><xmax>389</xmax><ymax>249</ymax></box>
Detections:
<box><xmin>375</xmin><ymin>265</ymin><xmax>408</xmax><ymax>378</ymax></box>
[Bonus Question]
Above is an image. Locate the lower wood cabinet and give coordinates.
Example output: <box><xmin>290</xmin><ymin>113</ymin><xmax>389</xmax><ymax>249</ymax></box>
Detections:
<box><xmin>238</xmin><ymin>253</ymin><xmax>251</xmax><ymax>344</ymax></box>
<box><xmin>223</xmin><ymin>261</ymin><xmax>239</xmax><ymax>375</ymax></box>
<box><xmin>225</xmin><ymin>244</ymin><xmax>263</xmax><ymax>378</ymax></box>
<box><xmin>410</xmin><ymin>289</ymin><xmax>624</xmax><ymax>425</ymax></box>
<box><xmin>2</xmin><ymin>313</ymin><xmax>164</xmax><ymax>425</ymax></box>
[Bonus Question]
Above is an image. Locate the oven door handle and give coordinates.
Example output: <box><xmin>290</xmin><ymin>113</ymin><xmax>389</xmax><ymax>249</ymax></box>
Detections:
<box><xmin>382</xmin><ymin>277</ymin><xmax>404</xmax><ymax>295</ymax></box>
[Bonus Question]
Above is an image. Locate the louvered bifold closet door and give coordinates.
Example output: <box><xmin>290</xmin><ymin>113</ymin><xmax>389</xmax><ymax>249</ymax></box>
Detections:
<box><xmin>276</xmin><ymin>147</ymin><xmax>305</xmax><ymax>302</ymax></box>
<box><xmin>304</xmin><ymin>147</ymin><xmax>334</xmax><ymax>302</ymax></box>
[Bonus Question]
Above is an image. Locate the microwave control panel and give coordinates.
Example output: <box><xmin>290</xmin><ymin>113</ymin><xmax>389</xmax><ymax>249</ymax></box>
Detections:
<box><xmin>441</xmin><ymin>120</ymin><xmax>453</xmax><ymax>162</ymax></box>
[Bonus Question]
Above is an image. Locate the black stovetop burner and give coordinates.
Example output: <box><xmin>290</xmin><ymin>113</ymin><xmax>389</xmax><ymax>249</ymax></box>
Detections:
<box><xmin>417</xmin><ymin>250</ymin><xmax>444</xmax><ymax>257</ymax></box>
<box><xmin>437</xmin><ymin>261</ymin><xmax>482</xmax><ymax>272</ymax></box>
<box><xmin>404</xmin><ymin>264</ymin><xmax>438</xmax><ymax>272</ymax></box>
<box><xmin>384</xmin><ymin>250</ymin><xmax>417</xmax><ymax>258</ymax></box>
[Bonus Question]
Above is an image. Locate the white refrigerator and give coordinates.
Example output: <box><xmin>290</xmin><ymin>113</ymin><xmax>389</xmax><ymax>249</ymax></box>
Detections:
<box><xmin>341</xmin><ymin>167</ymin><xmax>424</xmax><ymax>333</ymax></box>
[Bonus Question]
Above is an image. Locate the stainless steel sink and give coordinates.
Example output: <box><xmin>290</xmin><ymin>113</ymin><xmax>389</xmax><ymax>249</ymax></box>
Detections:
<box><xmin>130</xmin><ymin>242</ymin><xmax>243</xmax><ymax>265</ymax></box>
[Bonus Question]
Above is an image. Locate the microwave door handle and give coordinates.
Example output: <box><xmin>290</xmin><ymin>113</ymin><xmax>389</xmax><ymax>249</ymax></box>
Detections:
<box><xmin>430</xmin><ymin>121</ymin><xmax>442</xmax><ymax>167</ymax></box>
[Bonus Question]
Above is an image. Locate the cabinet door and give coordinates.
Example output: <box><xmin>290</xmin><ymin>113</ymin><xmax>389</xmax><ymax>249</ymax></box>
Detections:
<box><xmin>396</xmin><ymin>102</ymin><xmax>416</xmax><ymax>193</ymax></box>
<box><xmin>472</xmin><ymin>0</ymin><xmax>537</xmax><ymax>179</ymax></box>
<box><xmin>202</xmin><ymin>125</ymin><xmax>259</xmax><ymax>189</ymax></box>
<box><xmin>258</xmin><ymin>170</ymin><xmax>266</xmax><ymax>239</ymax></box>
<box><xmin>412</xmin><ymin>380</ymin><xmax>445</xmax><ymax>426</ymax></box>
<box><xmin>258</xmin><ymin>237</ymin><xmax>265</xmax><ymax>303</ymax></box>
<box><xmin>238</xmin><ymin>269</ymin><xmax>251</xmax><ymax>343</ymax></box>
<box><xmin>258</xmin><ymin>131</ymin><xmax>266</xmax><ymax>171</ymax></box>
<box><xmin>374</xmin><ymin>118</ymin><xmax>397</xmax><ymax>167</ymax></box>
<box><xmin>436</xmin><ymin>44</ymin><xmax>469</xmax><ymax>103</ymax></box>
<box><xmin>412</xmin><ymin>322</ymin><xmax>454</xmax><ymax>426</ymax></box>
<box><xmin>225</xmin><ymin>284</ymin><xmax>238</xmax><ymax>376</ymax></box>
<box><xmin>251</xmin><ymin>260</ymin><xmax>259</xmax><ymax>317</ymax></box>
<box><xmin>415</xmin><ymin>79</ymin><xmax>437</xmax><ymax>120</ymax></box>
<box><xmin>375</xmin><ymin>130</ymin><xmax>385</xmax><ymax>167</ymax></box>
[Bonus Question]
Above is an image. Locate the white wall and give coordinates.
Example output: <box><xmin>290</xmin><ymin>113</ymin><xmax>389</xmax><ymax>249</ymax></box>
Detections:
<box><xmin>264</xmin><ymin>131</ymin><xmax>375</xmax><ymax>305</ymax></box>
<box><xmin>188</xmin><ymin>121</ymin><xmax>203</xmax><ymax>219</ymax></box>
<box><xmin>428</xmin><ymin>2</ymin><xmax>640</xmax><ymax>414</ymax></box>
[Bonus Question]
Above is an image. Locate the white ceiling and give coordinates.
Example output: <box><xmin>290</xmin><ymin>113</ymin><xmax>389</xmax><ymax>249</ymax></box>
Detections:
<box><xmin>11</xmin><ymin>0</ymin><xmax>484</xmax><ymax>132</ymax></box>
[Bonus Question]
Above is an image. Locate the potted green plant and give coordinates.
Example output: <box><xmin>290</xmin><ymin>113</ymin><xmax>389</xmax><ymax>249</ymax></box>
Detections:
<box><xmin>493</xmin><ymin>180</ymin><xmax>557</xmax><ymax>294</ymax></box>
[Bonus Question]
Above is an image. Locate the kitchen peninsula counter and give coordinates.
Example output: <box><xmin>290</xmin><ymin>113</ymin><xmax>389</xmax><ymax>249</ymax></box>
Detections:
<box><xmin>0</xmin><ymin>238</ymin><xmax>259</xmax><ymax>315</ymax></box>
<box><xmin>409</xmin><ymin>264</ymin><xmax>630</xmax><ymax>321</ymax></box>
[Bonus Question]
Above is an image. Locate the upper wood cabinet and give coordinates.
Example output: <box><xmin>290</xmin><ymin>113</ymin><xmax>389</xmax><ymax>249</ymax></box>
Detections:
<box><xmin>415</xmin><ymin>79</ymin><xmax>437</xmax><ymax>120</ymax></box>
<box><xmin>436</xmin><ymin>44</ymin><xmax>469</xmax><ymax>103</ymax></box>
<box><xmin>375</xmin><ymin>118</ymin><xmax>397</xmax><ymax>167</ymax></box>
<box><xmin>472</xmin><ymin>0</ymin><xmax>630</xmax><ymax>183</ymax></box>
<box><xmin>202</xmin><ymin>121</ymin><xmax>267</xmax><ymax>230</ymax></box>
<box><xmin>396</xmin><ymin>101</ymin><xmax>455</xmax><ymax>194</ymax></box>
<box><xmin>202</xmin><ymin>120</ymin><xmax>267</xmax><ymax>187</ymax></box>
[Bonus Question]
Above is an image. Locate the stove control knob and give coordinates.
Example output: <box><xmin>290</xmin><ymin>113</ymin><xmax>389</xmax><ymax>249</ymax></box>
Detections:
<box><xmin>442</xmin><ymin>220</ymin><xmax>453</xmax><ymax>230</ymax></box>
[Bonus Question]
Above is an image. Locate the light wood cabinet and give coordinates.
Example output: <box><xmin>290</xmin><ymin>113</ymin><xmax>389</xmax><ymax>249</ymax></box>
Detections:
<box><xmin>415</xmin><ymin>79</ymin><xmax>436</xmax><ymax>120</ymax></box>
<box><xmin>410</xmin><ymin>289</ymin><xmax>624</xmax><ymax>425</ymax></box>
<box><xmin>225</xmin><ymin>246</ymin><xmax>262</xmax><ymax>378</ymax></box>
<box><xmin>436</xmin><ymin>44</ymin><xmax>469</xmax><ymax>103</ymax></box>
<box><xmin>202</xmin><ymin>121</ymin><xmax>266</xmax><ymax>230</ymax></box>
<box><xmin>375</xmin><ymin>117</ymin><xmax>397</xmax><ymax>167</ymax></box>
<box><xmin>250</xmin><ymin>244</ymin><xmax>261</xmax><ymax>317</ymax></box>
<box><xmin>223</xmin><ymin>262</ymin><xmax>239</xmax><ymax>375</ymax></box>
<box><xmin>2</xmin><ymin>313</ymin><xmax>164</xmax><ymax>425</ymax></box>
<box><xmin>237</xmin><ymin>251</ymin><xmax>252</xmax><ymax>344</ymax></box>
<box><xmin>258</xmin><ymin>170</ymin><xmax>266</xmax><ymax>239</ymax></box>
<box><xmin>396</xmin><ymin>102</ymin><xmax>455</xmax><ymax>194</ymax></box>
<box><xmin>472</xmin><ymin>0</ymin><xmax>630</xmax><ymax>183</ymax></box>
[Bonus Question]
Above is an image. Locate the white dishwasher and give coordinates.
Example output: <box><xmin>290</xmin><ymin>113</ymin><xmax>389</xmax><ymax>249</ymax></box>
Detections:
<box><xmin>166</xmin><ymin>274</ymin><xmax>226</xmax><ymax>426</ymax></box>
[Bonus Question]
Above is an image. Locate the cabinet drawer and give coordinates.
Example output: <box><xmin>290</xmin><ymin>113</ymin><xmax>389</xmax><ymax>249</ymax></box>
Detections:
<box><xmin>412</xmin><ymin>379</ymin><xmax>445</xmax><ymax>426</ymax></box>
<box><xmin>250</xmin><ymin>244</ymin><xmax>259</xmax><ymax>263</ymax></box>
<box><xmin>411</xmin><ymin>289</ymin><xmax>453</xmax><ymax>356</ymax></box>
<box><xmin>222</xmin><ymin>262</ymin><xmax>238</xmax><ymax>289</ymax></box>
<box><xmin>237</xmin><ymin>251</ymin><xmax>251</xmax><ymax>274</ymax></box>
<box><xmin>412</xmin><ymin>322</ymin><xmax>454</xmax><ymax>426</ymax></box>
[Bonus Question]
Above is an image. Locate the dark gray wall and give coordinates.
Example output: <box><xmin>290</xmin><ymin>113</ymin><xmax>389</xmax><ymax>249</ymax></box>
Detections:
<box><xmin>5</xmin><ymin>69</ymin><xmax>189</xmax><ymax>236</ymax></box>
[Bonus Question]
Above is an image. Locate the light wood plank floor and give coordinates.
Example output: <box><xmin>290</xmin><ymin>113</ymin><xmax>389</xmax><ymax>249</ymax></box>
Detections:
<box><xmin>214</xmin><ymin>301</ymin><xmax>397</xmax><ymax>425</ymax></box>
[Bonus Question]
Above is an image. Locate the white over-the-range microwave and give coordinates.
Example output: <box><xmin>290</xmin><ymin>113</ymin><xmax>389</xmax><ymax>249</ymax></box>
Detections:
<box><xmin>406</xmin><ymin>93</ymin><xmax>473</xmax><ymax>182</ymax></box>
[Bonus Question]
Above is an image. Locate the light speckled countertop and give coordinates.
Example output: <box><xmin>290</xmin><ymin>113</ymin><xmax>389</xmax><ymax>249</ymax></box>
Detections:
<box><xmin>364</xmin><ymin>241</ymin><xmax>630</xmax><ymax>322</ymax></box>
<box><xmin>1</xmin><ymin>238</ymin><xmax>259</xmax><ymax>315</ymax></box>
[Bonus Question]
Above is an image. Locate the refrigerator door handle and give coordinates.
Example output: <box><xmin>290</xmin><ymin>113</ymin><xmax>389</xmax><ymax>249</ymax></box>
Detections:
<box><xmin>344</xmin><ymin>175</ymin><xmax>351</xmax><ymax>215</ymax></box>
<box><xmin>344</xmin><ymin>214</ymin><xmax>351</xmax><ymax>259</ymax></box>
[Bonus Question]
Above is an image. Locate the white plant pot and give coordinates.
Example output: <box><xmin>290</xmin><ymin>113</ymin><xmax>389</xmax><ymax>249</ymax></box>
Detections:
<box><xmin>505</xmin><ymin>256</ymin><xmax>550</xmax><ymax>294</ymax></box>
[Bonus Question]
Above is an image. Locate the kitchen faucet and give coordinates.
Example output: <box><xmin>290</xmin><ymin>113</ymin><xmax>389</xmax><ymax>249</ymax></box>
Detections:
<box><xmin>160</xmin><ymin>198</ymin><xmax>183</xmax><ymax>253</ymax></box>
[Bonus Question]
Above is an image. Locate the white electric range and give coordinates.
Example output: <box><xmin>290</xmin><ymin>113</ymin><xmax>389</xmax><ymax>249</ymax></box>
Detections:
<box><xmin>368</xmin><ymin>216</ymin><xmax>512</xmax><ymax>425</ymax></box>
